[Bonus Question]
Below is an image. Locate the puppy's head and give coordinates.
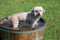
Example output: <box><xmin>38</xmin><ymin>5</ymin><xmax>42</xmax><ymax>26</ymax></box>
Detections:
<box><xmin>32</xmin><ymin>6</ymin><xmax>45</xmax><ymax>17</ymax></box>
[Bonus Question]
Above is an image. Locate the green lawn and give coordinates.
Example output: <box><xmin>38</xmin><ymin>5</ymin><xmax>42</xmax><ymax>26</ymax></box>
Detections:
<box><xmin>0</xmin><ymin>0</ymin><xmax>60</xmax><ymax>40</ymax></box>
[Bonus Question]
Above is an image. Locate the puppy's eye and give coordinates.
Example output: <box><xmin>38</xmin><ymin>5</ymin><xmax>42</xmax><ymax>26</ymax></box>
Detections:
<box><xmin>35</xmin><ymin>11</ymin><xmax>38</xmax><ymax>12</ymax></box>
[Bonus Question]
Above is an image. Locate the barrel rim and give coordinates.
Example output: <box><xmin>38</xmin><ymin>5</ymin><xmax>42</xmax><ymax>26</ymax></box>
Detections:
<box><xmin>0</xmin><ymin>26</ymin><xmax>45</xmax><ymax>34</ymax></box>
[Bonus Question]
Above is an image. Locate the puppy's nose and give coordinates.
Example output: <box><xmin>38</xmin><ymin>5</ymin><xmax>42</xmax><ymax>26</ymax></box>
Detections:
<box><xmin>37</xmin><ymin>13</ymin><xmax>40</xmax><ymax>16</ymax></box>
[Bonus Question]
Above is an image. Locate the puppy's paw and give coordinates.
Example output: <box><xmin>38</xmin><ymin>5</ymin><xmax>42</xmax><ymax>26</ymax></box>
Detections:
<box><xmin>11</xmin><ymin>27</ymin><xmax>20</xmax><ymax>30</ymax></box>
<box><xmin>31</xmin><ymin>26</ymin><xmax>37</xmax><ymax>30</ymax></box>
<box><xmin>31</xmin><ymin>26</ymin><xmax>36</xmax><ymax>30</ymax></box>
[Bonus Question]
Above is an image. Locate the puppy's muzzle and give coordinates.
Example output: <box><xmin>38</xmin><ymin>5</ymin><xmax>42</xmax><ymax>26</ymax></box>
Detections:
<box><xmin>36</xmin><ymin>13</ymin><xmax>40</xmax><ymax>16</ymax></box>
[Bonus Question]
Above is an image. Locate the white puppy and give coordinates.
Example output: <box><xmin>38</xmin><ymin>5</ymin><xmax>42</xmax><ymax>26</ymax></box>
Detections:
<box><xmin>0</xmin><ymin>6</ymin><xmax>45</xmax><ymax>30</ymax></box>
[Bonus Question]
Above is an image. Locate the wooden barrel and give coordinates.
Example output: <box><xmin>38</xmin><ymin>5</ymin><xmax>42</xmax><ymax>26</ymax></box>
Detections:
<box><xmin>0</xmin><ymin>18</ymin><xmax>46</xmax><ymax>40</ymax></box>
<box><xmin>0</xmin><ymin>27</ymin><xmax>45</xmax><ymax>40</ymax></box>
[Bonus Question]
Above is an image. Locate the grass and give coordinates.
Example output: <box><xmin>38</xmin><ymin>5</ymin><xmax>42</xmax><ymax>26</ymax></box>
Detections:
<box><xmin>0</xmin><ymin>0</ymin><xmax>60</xmax><ymax>40</ymax></box>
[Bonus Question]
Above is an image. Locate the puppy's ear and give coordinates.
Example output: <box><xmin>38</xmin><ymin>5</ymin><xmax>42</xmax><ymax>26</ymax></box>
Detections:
<box><xmin>31</xmin><ymin>10</ymin><xmax>37</xmax><ymax>16</ymax></box>
<box><xmin>31</xmin><ymin>10</ymin><xmax>34</xmax><ymax>14</ymax></box>
<box><xmin>32</xmin><ymin>10</ymin><xmax>34</xmax><ymax>13</ymax></box>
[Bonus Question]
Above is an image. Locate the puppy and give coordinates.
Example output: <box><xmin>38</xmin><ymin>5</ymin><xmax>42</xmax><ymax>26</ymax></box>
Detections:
<box><xmin>0</xmin><ymin>6</ymin><xmax>45</xmax><ymax>30</ymax></box>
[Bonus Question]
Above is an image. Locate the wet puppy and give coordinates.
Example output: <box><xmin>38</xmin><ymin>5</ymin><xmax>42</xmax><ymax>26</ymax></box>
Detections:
<box><xmin>0</xmin><ymin>6</ymin><xmax>45</xmax><ymax>30</ymax></box>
